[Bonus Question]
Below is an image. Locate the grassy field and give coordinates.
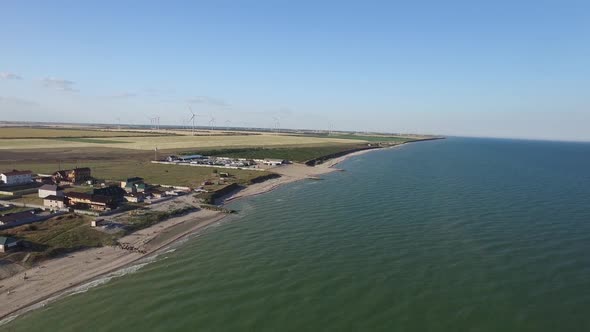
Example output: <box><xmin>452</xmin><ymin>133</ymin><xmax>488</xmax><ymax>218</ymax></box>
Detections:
<box><xmin>55</xmin><ymin>137</ymin><xmax>131</xmax><ymax>144</ymax></box>
<box><xmin>0</xmin><ymin>206</ymin><xmax>35</xmax><ymax>215</ymax></box>
<box><xmin>0</xmin><ymin>214</ymin><xmax>117</xmax><ymax>263</ymax></box>
<box><xmin>0</xmin><ymin>127</ymin><xmax>164</xmax><ymax>139</ymax></box>
<box><xmin>0</xmin><ymin>160</ymin><xmax>264</xmax><ymax>187</ymax></box>
<box><xmin>0</xmin><ymin>131</ymin><xmax>365</xmax><ymax>150</ymax></box>
<box><xmin>183</xmin><ymin>144</ymin><xmax>373</xmax><ymax>163</ymax></box>
<box><xmin>8</xmin><ymin>193</ymin><xmax>44</xmax><ymax>206</ymax></box>
<box><xmin>125</xmin><ymin>207</ymin><xmax>196</xmax><ymax>232</ymax></box>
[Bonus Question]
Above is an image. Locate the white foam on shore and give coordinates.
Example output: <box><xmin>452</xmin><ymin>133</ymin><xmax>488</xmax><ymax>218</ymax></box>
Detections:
<box><xmin>68</xmin><ymin>262</ymin><xmax>150</xmax><ymax>297</ymax></box>
<box><xmin>0</xmin><ymin>314</ymin><xmax>19</xmax><ymax>326</ymax></box>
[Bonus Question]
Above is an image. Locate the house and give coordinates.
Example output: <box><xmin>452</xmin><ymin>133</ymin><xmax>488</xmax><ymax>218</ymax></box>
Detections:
<box><xmin>1</xmin><ymin>170</ymin><xmax>33</xmax><ymax>185</ymax></box>
<box><xmin>91</xmin><ymin>218</ymin><xmax>104</xmax><ymax>227</ymax></box>
<box><xmin>146</xmin><ymin>189</ymin><xmax>166</xmax><ymax>199</ymax></box>
<box><xmin>262</xmin><ymin>159</ymin><xmax>286</xmax><ymax>166</ymax></box>
<box><xmin>0</xmin><ymin>236</ymin><xmax>20</xmax><ymax>253</ymax></box>
<box><xmin>43</xmin><ymin>195</ymin><xmax>66</xmax><ymax>209</ymax></box>
<box><xmin>66</xmin><ymin>192</ymin><xmax>115</xmax><ymax>211</ymax></box>
<box><xmin>123</xmin><ymin>182</ymin><xmax>146</xmax><ymax>193</ymax></box>
<box><xmin>38</xmin><ymin>184</ymin><xmax>64</xmax><ymax>198</ymax></box>
<box><xmin>165</xmin><ymin>190</ymin><xmax>183</xmax><ymax>196</ymax></box>
<box><xmin>124</xmin><ymin>192</ymin><xmax>144</xmax><ymax>203</ymax></box>
<box><xmin>0</xmin><ymin>210</ymin><xmax>40</xmax><ymax>228</ymax></box>
<box><xmin>35</xmin><ymin>176</ymin><xmax>54</xmax><ymax>184</ymax></box>
<box><xmin>120</xmin><ymin>177</ymin><xmax>144</xmax><ymax>189</ymax></box>
<box><xmin>52</xmin><ymin>168</ymin><xmax>91</xmax><ymax>184</ymax></box>
<box><xmin>93</xmin><ymin>186</ymin><xmax>127</xmax><ymax>201</ymax></box>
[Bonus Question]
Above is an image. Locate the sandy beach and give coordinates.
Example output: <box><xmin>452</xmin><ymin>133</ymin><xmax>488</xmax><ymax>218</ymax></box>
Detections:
<box><xmin>0</xmin><ymin>145</ymin><xmax>391</xmax><ymax>322</ymax></box>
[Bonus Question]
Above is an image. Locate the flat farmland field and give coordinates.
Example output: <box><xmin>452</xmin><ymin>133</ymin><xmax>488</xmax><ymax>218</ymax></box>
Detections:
<box><xmin>0</xmin><ymin>127</ymin><xmax>163</xmax><ymax>139</ymax></box>
<box><xmin>0</xmin><ymin>133</ymin><xmax>365</xmax><ymax>150</ymax></box>
<box><xmin>0</xmin><ymin>160</ymin><xmax>264</xmax><ymax>187</ymax></box>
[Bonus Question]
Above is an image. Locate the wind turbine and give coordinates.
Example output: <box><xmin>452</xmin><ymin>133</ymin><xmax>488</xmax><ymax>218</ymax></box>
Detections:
<box><xmin>224</xmin><ymin>120</ymin><xmax>231</xmax><ymax>131</ymax></box>
<box><xmin>188</xmin><ymin>106</ymin><xmax>199</xmax><ymax>136</ymax></box>
<box><xmin>272</xmin><ymin>117</ymin><xmax>280</xmax><ymax>134</ymax></box>
<box><xmin>146</xmin><ymin>116</ymin><xmax>154</xmax><ymax>130</ymax></box>
<box><xmin>154</xmin><ymin>116</ymin><xmax>160</xmax><ymax>131</ymax></box>
<box><xmin>209</xmin><ymin>114</ymin><xmax>216</xmax><ymax>130</ymax></box>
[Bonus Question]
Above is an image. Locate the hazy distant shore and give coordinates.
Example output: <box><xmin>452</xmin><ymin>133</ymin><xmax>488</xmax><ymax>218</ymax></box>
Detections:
<box><xmin>0</xmin><ymin>140</ymin><xmax>422</xmax><ymax>323</ymax></box>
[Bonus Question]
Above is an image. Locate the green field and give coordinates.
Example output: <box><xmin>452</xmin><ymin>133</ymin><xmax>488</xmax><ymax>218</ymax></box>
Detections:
<box><xmin>183</xmin><ymin>144</ymin><xmax>374</xmax><ymax>163</ymax></box>
<box><xmin>0</xmin><ymin>127</ymin><xmax>163</xmax><ymax>139</ymax></box>
<box><xmin>0</xmin><ymin>214</ymin><xmax>116</xmax><ymax>263</ymax></box>
<box><xmin>55</xmin><ymin>138</ymin><xmax>131</xmax><ymax>144</ymax></box>
<box><xmin>0</xmin><ymin>132</ymin><xmax>365</xmax><ymax>150</ymax></box>
<box><xmin>0</xmin><ymin>160</ymin><xmax>265</xmax><ymax>187</ymax></box>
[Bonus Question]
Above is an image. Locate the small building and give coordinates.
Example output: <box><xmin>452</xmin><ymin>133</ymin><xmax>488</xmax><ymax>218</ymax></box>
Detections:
<box><xmin>1</xmin><ymin>170</ymin><xmax>33</xmax><ymax>186</ymax></box>
<box><xmin>93</xmin><ymin>186</ymin><xmax>127</xmax><ymax>201</ymax></box>
<box><xmin>263</xmin><ymin>159</ymin><xmax>286</xmax><ymax>166</ymax></box>
<box><xmin>177</xmin><ymin>154</ymin><xmax>204</xmax><ymax>162</ymax></box>
<box><xmin>52</xmin><ymin>167</ymin><xmax>91</xmax><ymax>184</ymax></box>
<box><xmin>165</xmin><ymin>190</ymin><xmax>182</xmax><ymax>196</ymax></box>
<box><xmin>120</xmin><ymin>177</ymin><xmax>144</xmax><ymax>189</ymax></box>
<box><xmin>43</xmin><ymin>195</ymin><xmax>66</xmax><ymax>209</ymax></box>
<box><xmin>66</xmin><ymin>192</ymin><xmax>115</xmax><ymax>211</ymax></box>
<box><xmin>0</xmin><ymin>236</ymin><xmax>20</xmax><ymax>253</ymax></box>
<box><xmin>35</xmin><ymin>176</ymin><xmax>54</xmax><ymax>184</ymax></box>
<box><xmin>124</xmin><ymin>192</ymin><xmax>144</xmax><ymax>203</ymax></box>
<box><xmin>124</xmin><ymin>182</ymin><xmax>146</xmax><ymax>193</ymax></box>
<box><xmin>146</xmin><ymin>189</ymin><xmax>166</xmax><ymax>199</ymax></box>
<box><xmin>90</xmin><ymin>218</ymin><xmax>104</xmax><ymax>227</ymax></box>
<box><xmin>38</xmin><ymin>184</ymin><xmax>64</xmax><ymax>198</ymax></box>
<box><xmin>0</xmin><ymin>210</ymin><xmax>40</xmax><ymax>228</ymax></box>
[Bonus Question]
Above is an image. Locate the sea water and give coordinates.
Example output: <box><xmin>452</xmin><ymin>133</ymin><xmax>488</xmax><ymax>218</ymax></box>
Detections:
<box><xmin>5</xmin><ymin>138</ymin><xmax>590</xmax><ymax>331</ymax></box>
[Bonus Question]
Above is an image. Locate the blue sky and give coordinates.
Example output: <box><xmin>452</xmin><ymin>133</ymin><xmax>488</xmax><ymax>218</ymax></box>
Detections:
<box><xmin>1</xmin><ymin>0</ymin><xmax>589</xmax><ymax>141</ymax></box>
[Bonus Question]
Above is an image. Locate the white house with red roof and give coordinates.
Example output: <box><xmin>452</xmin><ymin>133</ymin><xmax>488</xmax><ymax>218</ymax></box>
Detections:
<box><xmin>0</xmin><ymin>170</ymin><xmax>33</xmax><ymax>186</ymax></box>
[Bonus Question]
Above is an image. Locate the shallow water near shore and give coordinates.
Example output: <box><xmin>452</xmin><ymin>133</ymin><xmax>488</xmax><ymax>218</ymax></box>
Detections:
<box><xmin>5</xmin><ymin>137</ymin><xmax>590</xmax><ymax>331</ymax></box>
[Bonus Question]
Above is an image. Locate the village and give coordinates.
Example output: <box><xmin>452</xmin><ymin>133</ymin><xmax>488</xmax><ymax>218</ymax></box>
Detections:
<box><xmin>0</xmin><ymin>156</ymin><xmax>288</xmax><ymax>255</ymax></box>
<box><xmin>156</xmin><ymin>154</ymin><xmax>288</xmax><ymax>169</ymax></box>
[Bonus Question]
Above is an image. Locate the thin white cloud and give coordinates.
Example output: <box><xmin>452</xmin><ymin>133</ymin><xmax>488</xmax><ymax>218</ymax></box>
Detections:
<box><xmin>108</xmin><ymin>92</ymin><xmax>137</xmax><ymax>99</ymax></box>
<box><xmin>0</xmin><ymin>72</ymin><xmax>22</xmax><ymax>80</ymax></box>
<box><xmin>0</xmin><ymin>96</ymin><xmax>39</xmax><ymax>106</ymax></box>
<box><xmin>41</xmin><ymin>77</ymin><xmax>78</xmax><ymax>92</ymax></box>
<box><xmin>187</xmin><ymin>96</ymin><xmax>230</xmax><ymax>108</ymax></box>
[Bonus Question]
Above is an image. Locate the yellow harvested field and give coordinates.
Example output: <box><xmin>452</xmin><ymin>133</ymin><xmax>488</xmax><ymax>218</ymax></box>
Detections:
<box><xmin>0</xmin><ymin>133</ymin><xmax>365</xmax><ymax>150</ymax></box>
<box><xmin>0</xmin><ymin>127</ymin><xmax>160</xmax><ymax>138</ymax></box>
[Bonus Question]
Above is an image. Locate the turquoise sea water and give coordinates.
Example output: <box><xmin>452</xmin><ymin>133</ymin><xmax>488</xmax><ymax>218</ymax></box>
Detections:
<box><xmin>4</xmin><ymin>138</ymin><xmax>590</xmax><ymax>331</ymax></box>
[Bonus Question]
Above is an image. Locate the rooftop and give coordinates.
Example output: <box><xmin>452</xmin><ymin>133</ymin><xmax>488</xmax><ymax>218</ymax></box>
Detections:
<box><xmin>39</xmin><ymin>184</ymin><xmax>62</xmax><ymax>191</ymax></box>
<box><xmin>125</xmin><ymin>177</ymin><xmax>144</xmax><ymax>182</ymax></box>
<box><xmin>0</xmin><ymin>210</ymin><xmax>37</xmax><ymax>224</ymax></box>
<box><xmin>1</xmin><ymin>170</ymin><xmax>33</xmax><ymax>176</ymax></box>
<box><xmin>0</xmin><ymin>236</ymin><xmax>19</xmax><ymax>246</ymax></box>
<box><xmin>44</xmin><ymin>195</ymin><xmax>65</xmax><ymax>202</ymax></box>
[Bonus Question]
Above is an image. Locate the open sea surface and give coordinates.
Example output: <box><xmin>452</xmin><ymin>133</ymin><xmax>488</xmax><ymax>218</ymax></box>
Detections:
<box><xmin>4</xmin><ymin>137</ymin><xmax>590</xmax><ymax>331</ymax></box>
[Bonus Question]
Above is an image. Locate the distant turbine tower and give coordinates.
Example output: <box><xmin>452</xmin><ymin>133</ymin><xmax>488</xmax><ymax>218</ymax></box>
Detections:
<box><xmin>209</xmin><ymin>114</ymin><xmax>216</xmax><ymax>130</ymax></box>
<box><xmin>272</xmin><ymin>116</ymin><xmax>280</xmax><ymax>134</ymax></box>
<box><xmin>224</xmin><ymin>120</ymin><xmax>231</xmax><ymax>131</ymax></box>
<box><xmin>188</xmin><ymin>106</ymin><xmax>199</xmax><ymax>136</ymax></box>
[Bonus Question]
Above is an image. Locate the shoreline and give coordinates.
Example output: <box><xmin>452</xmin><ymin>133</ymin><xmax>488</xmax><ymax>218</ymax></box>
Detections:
<box><xmin>0</xmin><ymin>141</ymin><xmax>413</xmax><ymax>323</ymax></box>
